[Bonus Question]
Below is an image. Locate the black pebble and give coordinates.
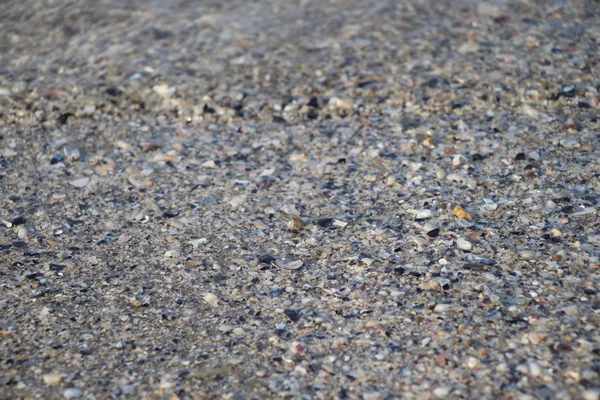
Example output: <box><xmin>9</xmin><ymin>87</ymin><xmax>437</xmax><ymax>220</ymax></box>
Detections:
<box><xmin>25</xmin><ymin>272</ymin><xmax>43</xmax><ymax>280</ymax></box>
<box><xmin>393</xmin><ymin>267</ymin><xmax>406</xmax><ymax>274</ymax></box>
<box><xmin>317</xmin><ymin>218</ymin><xmax>334</xmax><ymax>228</ymax></box>
<box><xmin>12</xmin><ymin>241</ymin><xmax>27</xmax><ymax>248</ymax></box>
<box><xmin>49</xmin><ymin>263</ymin><xmax>66</xmax><ymax>272</ymax></box>
<box><xmin>470</xmin><ymin>153</ymin><xmax>484</xmax><ymax>161</ymax></box>
<box><xmin>258</xmin><ymin>254</ymin><xmax>276</xmax><ymax>264</ymax></box>
<box><xmin>308</xmin><ymin>97</ymin><xmax>320</xmax><ymax>108</ymax></box>
<box><xmin>163</xmin><ymin>210</ymin><xmax>180</xmax><ymax>218</ymax></box>
<box><xmin>426</xmin><ymin>228</ymin><xmax>440</xmax><ymax>237</ymax></box>
<box><xmin>284</xmin><ymin>309</ymin><xmax>299</xmax><ymax>322</ymax></box>
<box><xmin>50</xmin><ymin>154</ymin><xmax>64</xmax><ymax>164</ymax></box>
<box><xmin>515</xmin><ymin>152</ymin><xmax>526</xmax><ymax>161</ymax></box>
<box><xmin>105</xmin><ymin>87</ymin><xmax>122</xmax><ymax>96</ymax></box>
<box><xmin>12</xmin><ymin>216</ymin><xmax>26</xmax><ymax>225</ymax></box>
<box><xmin>561</xmin><ymin>205</ymin><xmax>575</xmax><ymax>214</ymax></box>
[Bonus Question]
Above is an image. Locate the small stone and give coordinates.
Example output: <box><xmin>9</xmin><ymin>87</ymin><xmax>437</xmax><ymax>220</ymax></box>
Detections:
<box><xmin>258</xmin><ymin>254</ymin><xmax>276</xmax><ymax>264</ymax></box>
<box><xmin>582</xmin><ymin>390</ymin><xmax>600</xmax><ymax>400</ymax></box>
<box><xmin>560</xmin><ymin>139</ymin><xmax>580</xmax><ymax>149</ymax></box>
<box><xmin>188</xmin><ymin>238</ymin><xmax>208</xmax><ymax>247</ymax></box>
<box><xmin>287</xmin><ymin>216</ymin><xmax>305</xmax><ymax>231</ymax></box>
<box><xmin>120</xmin><ymin>385</ymin><xmax>136</xmax><ymax>395</ymax></box>
<box><xmin>284</xmin><ymin>309</ymin><xmax>299</xmax><ymax>322</ymax></box>
<box><xmin>63</xmin><ymin>148</ymin><xmax>81</xmax><ymax>161</ymax></box>
<box><xmin>573</xmin><ymin>207</ymin><xmax>597</xmax><ymax>216</ymax></box>
<box><xmin>3</xmin><ymin>148</ymin><xmax>17</xmax><ymax>158</ymax></box>
<box><xmin>229</xmin><ymin>196</ymin><xmax>246</xmax><ymax>210</ymax></box>
<box><xmin>434</xmin><ymin>303</ymin><xmax>453</xmax><ymax>313</ymax></box>
<box><xmin>118</xmin><ymin>234</ymin><xmax>133</xmax><ymax>244</ymax></box>
<box><xmin>528</xmin><ymin>361</ymin><xmax>541</xmax><ymax>377</ymax></box>
<box><xmin>433</xmin><ymin>386</ymin><xmax>451</xmax><ymax>398</ymax></box>
<box><xmin>12</xmin><ymin>216</ymin><xmax>26</xmax><ymax>226</ymax></box>
<box><xmin>317</xmin><ymin>217</ymin><xmax>334</xmax><ymax>228</ymax></box>
<box><xmin>519</xmin><ymin>250</ymin><xmax>536</xmax><ymax>260</ymax></box>
<box><xmin>17</xmin><ymin>228</ymin><xmax>29</xmax><ymax>239</ymax></box>
<box><xmin>415</xmin><ymin>209</ymin><xmax>433</xmax><ymax>220</ymax></box>
<box><xmin>201</xmin><ymin>160</ymin><xmax>217</xmax><ymax>168</ymax></box>
<box><xmin>203</xmin><ymin>293</ymin><xmax>219</xmax><ymax>307</ymax></box>
<box><xmin>466</xmin><ymin>357</ymin><xmax>480</xmax><ymax>369</ymax></box>
<box><xmin>163</xmin><ymin>210</ymin><xmax>180</xmax><ymax>218</ymax></box>
<box><xmin>453</xmin><ymin>205</ymin><xmax>472</xmax><ymax>221</ymax></box>
<box><xmin>423</xmin><ymin>222</ymin><xmax>439</xmax><ymax>237</ymax></box>
<box><xmin>69</xmin><ymin>177</ymin><xmax>90</xmax><ymax>188</ymax></box>
<box><xmin>273</xmin><ymin>259</ymin><xmax>303</xmax><ymax>270</ymax></box>
<box><xmin>333</xmin><ymin>220</ymin><xmax>348</xmax><ymax>228</ymax></box>
<box><xmin>43</xmin><ymin>374</ymin><xmax>64</xmax><ymax>386</ymax></box>
<box><xmin>50</xmin><ymin>154</ymin><xmax>64</xmax><ymax>165</ymax></box>
<box><xmin>63</xmin><ymin>388</ymin><xmax>83</xmax><ymax>399</ymax></box>
<box><xmin>452</xmin><ymin>154</ymin><xmax>466</xmax><ymax>166</ymax></box>
<box><xmin>456</xmin><ymin>238</ymin><xmax>472</xmax><ymax>251</ymax></box>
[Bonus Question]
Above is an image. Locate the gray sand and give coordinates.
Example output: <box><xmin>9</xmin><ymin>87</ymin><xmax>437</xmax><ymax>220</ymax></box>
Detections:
<box><xmin>1</xmin><ymin>0</ymin><xmax>599</xmax><ymax>399</ymax></box>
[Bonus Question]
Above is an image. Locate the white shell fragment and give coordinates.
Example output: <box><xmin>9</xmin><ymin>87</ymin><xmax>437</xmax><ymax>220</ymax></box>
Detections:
<box><xmin>273</xmin><ymin>259</ymin><xmax>304</xmax><ymax>270</ymax></box>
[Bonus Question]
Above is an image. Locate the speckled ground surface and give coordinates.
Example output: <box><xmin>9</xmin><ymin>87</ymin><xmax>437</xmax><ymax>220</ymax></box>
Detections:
<box><xmin>1</xmin><ymin>0</ymin><xmax>599</xmax><ymax>399</ymax></box>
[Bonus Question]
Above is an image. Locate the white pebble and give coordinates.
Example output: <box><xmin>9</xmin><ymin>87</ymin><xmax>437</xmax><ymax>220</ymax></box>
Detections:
<box><xmin>456</xmin><ymin>238</ymin><xmax>472</xmax><ymax>251</ymax></box>
<box><xmin>69</xmin><ymin>177</ymin><xmax>90</xmax><ymax>188</ymax></box>
<box><xmin>415</xmin><ymin>209</ymin><xmax>433</xmax><ymax>220</ymax></box>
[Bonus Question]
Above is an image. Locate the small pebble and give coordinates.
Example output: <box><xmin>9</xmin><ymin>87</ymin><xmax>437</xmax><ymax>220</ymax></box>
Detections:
<box><xmin>43</xmin><ymin>374</ymin><xmax>64</xmax><ymax>386</ymax></box>
<box><xmin>456</xmin><ymin>238</ymin><xmax>472</xmax><ymax>251</ymax></box>
<box><xmin>63</xmin><ymin>388</ymin><xmax>83</xmax><ymax>399</ymax></box>
<box><xmin>69</xmin><ymin>177</ymin><xmax>90</xmax><ymax>188</ymax></box>
<box><xmin>415</xmin><ymin>209</ymin><xmax>433</xmax><ymax>220</ymax></box>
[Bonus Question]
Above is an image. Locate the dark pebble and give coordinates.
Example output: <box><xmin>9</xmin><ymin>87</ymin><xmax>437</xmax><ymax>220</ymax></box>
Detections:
<box><xmin>49</xmin><ymin>263</ymin><xmax>66</xmax><ymax>272</ymax></box>
<box><xmin>515</xmin><ymin>152</ymin><xmax>526</xmax><ymax>161</ymax></box>
<box><xmin>308</xmin><ymin>97</ymin><xmax>320</xmax><ymax>108</ymax></box>
<box><xmin>25</xmin><ymin>272</ymin><xmax>43</xmax><ymax>280</ymax></box>
<box><xmin>562</xmin><ymin>85</ymin><xmax>577</xmax><ymax>98</ymax></box>
<box><xmin>577</xmin><ymin>100</ymin><xmax>592</xmax><ymax>109</ymax></box>
<box><xmin>555</xmin><ymin>342</ymin><xmax>573</xmax><ymax>352</ymax></box>
<box><xmin>271</xmin><ymin>289</ymin><xmax>284</xmax><ymax>297</ymax></box>
<box><xmin>426</xmin><ymin>228</ymin><xmax>440</xmax><ymax>237</ymax></box>
<box><xmin>258</xmin><ymin>254</ymin><xmax>276</xmax><ymax>264</ymax></box>
<box><xmin>12</xmin><ymin>241</ymin><xmax>27</xmax><ymax>248</ymax></box>
<box><xmin>317</xmin><ymin>218</ymin><xmax>334</xmax><ymax>228</ymax></box>
<box><xmin>105</xmin><ymin>87</ymin><xmax>122</xmax><ymax>96</ymax></box>
<box><xmin>470</xmin><ymin>153</ymin><xmax>484</xmax><ymax>161</ymax></box>
<box><xmin>561</xmin><ymin>205</ymin><xmax>575</xmax><ymax>214</ymax></box>
<box><xmin>50</xmin><ymin>154</ymin><xmax>64</xmax><ymax>164</ymax></box>
<box><xmin>163</xmin><ymin>210</ymin><xmax>180</xmax><ymax>218</ymax></box>
<box><xmin>283</xmin><ymin>309</ymin><xmax>299</xmax><ymax>322</ymax></box>
<box><xmin>393</xmin><ymin>267</ymin><xmax>406</xmax><ymax>274</ymax></box>
<box><xmin>12</xmin><ymin>216</ymin><xmax>26</xmax><ymax>225</ymax></box>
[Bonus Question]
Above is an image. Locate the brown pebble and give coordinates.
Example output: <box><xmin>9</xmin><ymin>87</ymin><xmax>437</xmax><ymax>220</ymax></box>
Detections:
<box><xmin>453</xmin><ymin>205</ymin><xmax>473</xmax><ymax>221</ymax></box>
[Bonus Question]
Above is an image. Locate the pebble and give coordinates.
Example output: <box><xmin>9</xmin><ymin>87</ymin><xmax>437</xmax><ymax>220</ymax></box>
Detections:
<box><xmin>69</xmin><ymin>177</ymin><xmax>90</xmax><ymax>188</ymax></box>
<box><xmin>415</xmin><ymin>209</ymin><xmax>433</xmax><ymax>220</ymax></box>
<box><xmin>287</xmin><ymin>216</ymin><xmax>305</xmax><ymax>231</ymax></box>
<box><xmin>63</xmin><ymin>148</ymin><xmax>81</xmax><ymax>161</ymax></box>
<box><xmin>433</xmin><ymin>386</ymin><xmax>451</xmax><ymax>398</ymax></box>
<box><xmin>456</xmin><ymin>238</ymin><xmax>472</xmax><ymax>251</ymax></box>
<box><xmin>63</xmin><ymin>388</ymin><xmax>83</xmax><ymax>399</ymax></box>
<box><xmin>43</xmin><ymin>374</ymin><xmax>64</xmax><ymax>386</ymax></box>
<box><xmin>203</xmin><ymin>293</ymin><xmax>219</xmax><ymax>307</ymax></box>
<box><xmin>433</xmin><ymin>303</ymin><xmax>453</xmax><ymax>313</ymax></box>
<box><xmin>453</xmin><ymin>205</ymin><xmax>473</xmax><ymax>221</ymax></box>
<box><xmin>273</xmin><ymin>259</ymin><xmax>303</xmax><ymax>270</ymax></box>
<box><xmin>12</xmin><ymin>216</ymin><xmax>26</xmax><ymax>225</ymax></box>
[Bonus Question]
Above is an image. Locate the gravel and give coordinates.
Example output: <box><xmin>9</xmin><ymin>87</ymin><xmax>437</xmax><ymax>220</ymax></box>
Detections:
<box><xmin>1</xmin><ymin>0</ymin><xmax>599</xmax><ymax>399</ymax></box>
